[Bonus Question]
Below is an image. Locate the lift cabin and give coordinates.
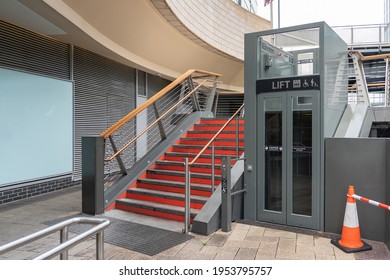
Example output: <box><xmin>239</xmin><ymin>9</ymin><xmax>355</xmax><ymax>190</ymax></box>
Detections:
<box><xmin>244</xmin><ymin>22</ymin><xmax>348</xmax><ymax>230</ymax></box>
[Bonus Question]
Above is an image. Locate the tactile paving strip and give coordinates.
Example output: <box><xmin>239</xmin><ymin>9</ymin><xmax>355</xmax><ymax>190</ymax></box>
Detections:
<box><xmin>43</xmin><ymin>214</ymin><xmax>193</xmax><ymax>256</ymax></box>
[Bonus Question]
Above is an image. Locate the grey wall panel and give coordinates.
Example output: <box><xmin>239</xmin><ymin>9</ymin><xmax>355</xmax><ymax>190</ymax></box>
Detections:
<box><xmin>0</xmin><ymin>20</ymin><xmax>172</xmax><ymax>204</ymax></box>
<box><xmin>148</xmin><ymin>74</ymin><xmax>170</xmax><ymax>97</ymax></box>
<box><xmin>325</xmin><ymin>138</ymin><xmax>388</xmax><ymax>242</ymax></box>
<box><xmin>386</xmin><ymin>141</ymin><xmax>390</xmax><ymax>250</ymax></box>
<box><xmin>73</xmin><ymin>49</ymin><xmax>172</xmax><ymax>180</ymax></box>
<box><xmin>73</xmin><ymin>47</ymin><xmax>136</xmax><ymax>180</ymax></box>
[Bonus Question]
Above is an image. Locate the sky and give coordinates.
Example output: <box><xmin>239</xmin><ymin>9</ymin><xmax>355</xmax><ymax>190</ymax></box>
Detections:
<box><xmin>258</xmin><ymin>0</ymin><xmax>385</xmax><ymax>28</ymax></box>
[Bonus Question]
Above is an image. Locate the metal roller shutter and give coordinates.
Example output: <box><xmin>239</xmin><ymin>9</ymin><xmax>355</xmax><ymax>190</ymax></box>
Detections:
<box><xmin>73</xmin><ymin>47</ymin><xmax>136</xmax><ymax>180</ymax></box>
<box><xmin>0</xmin><ymin>20</ymin><xmax>70</xmax><ymax>80</ymax></box>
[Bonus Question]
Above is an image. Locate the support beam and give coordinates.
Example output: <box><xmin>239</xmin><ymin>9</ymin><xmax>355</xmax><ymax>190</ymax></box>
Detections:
<box><xmin>108</xmin><ymin>136</ymin><xmax>127</xmax><ymax>175</ymax></box>
<box><xmin>152</xmin><ymin>103</ymin><xmax>167</xmax><ymax>140</ymax></box>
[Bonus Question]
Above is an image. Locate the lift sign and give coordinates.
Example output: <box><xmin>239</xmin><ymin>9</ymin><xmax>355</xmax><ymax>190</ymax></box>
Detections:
<box><xmin>256</xmin><ymin>75</ymin><xmax>320</xmax><ymax>93</ymax></box>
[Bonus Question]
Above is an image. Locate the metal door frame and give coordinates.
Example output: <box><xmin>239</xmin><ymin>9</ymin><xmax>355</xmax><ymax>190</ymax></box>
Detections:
<box><xmin>257</xmin><ymin>90</ymin><xmax>320</xmax><ymax>229</ymax></box>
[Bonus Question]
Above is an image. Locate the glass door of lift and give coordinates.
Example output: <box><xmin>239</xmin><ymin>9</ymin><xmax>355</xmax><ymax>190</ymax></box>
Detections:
<box><xmin>258</xmin><ymin>90</ymin><xmax>320</xmax><ymax>229</ymax></box>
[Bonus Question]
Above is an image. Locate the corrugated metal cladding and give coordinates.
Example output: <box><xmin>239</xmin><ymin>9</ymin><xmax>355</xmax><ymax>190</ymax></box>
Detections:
<box><xmin>0</xmin><ymin>20</ymin><xmax>70</xmax><ymax>80</ymax></box>
<box><xmin>0</xmin><ymin>20</ymin><xmax>172</xmax><ymax>185</ymax></box>
<box><xmin>73</xmin><ymin>47</ymin><xmax>136</xmax><ymax>180</ymax></box>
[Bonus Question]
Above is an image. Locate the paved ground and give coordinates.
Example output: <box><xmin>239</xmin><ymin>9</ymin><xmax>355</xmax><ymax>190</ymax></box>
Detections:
<box><xmin>0</xmin><ymin>186</ymin><xmax>389</xmax><ymax>260</ymax></box>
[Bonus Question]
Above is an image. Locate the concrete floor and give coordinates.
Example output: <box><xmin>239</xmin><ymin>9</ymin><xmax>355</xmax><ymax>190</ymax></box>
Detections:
<box><xmin>0</xmin><ymin>186</ymin><xmax>389</xmax><ymax>260</ymax></box>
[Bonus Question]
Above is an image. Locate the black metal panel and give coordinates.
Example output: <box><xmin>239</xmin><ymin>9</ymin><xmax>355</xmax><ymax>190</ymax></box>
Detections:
<box><xmin>256</xmin><ymin>75</ymin><xmax>320</xmax><ymax>93</ymax></box>
<box><xmin>82</xmin><ymin>136</ymin><xmax>104</xmax><ymax>215</ymax></box>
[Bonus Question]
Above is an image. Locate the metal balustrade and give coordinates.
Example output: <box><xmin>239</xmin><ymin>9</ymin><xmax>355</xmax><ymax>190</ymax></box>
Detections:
<box><xmin>99</xmin><ymin>69</ymin><xmax>222</xmax><ymax>190</ymax></box>
<box><xmin>333</xmin><ymin>24</ymin><xmax>389</xmax><ymax>47</ymax></box>
<box><xmin>348</xmin><ymin>51</ymin><xmax>390</xmax><ymax>106</ymax></box>
<box><xmin>182</xmin><ymin>104</ymin><xmax>245</xmax><ymax>233</ymax></box>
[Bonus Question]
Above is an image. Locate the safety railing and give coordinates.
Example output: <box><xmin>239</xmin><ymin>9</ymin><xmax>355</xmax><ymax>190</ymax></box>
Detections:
<box><xmin>182</xmin><ymin>103</ymin><xmax>244</xmax><ymax>233</ymax></box>
<box><xmin>333</xmin><ymin>24</ymin><xmax>389</xmax><ymax>47</ymax></box>
<box><xmin>220</xmin><ymin>155</ymin><xmax>247</xmax><ymax>232</ymax></box>
<box><xmin>99</xmin><ymin>69</ymin><xmax>222</xmax><ymax>188</ymax></box>
<box><xmin>348</xmin><ymin>51</ymin><xmax>390</xmax><ymax>106</ymax></box>
<box><xmin>350</xmin><ymin>189</ymin><xmax>390</xmax><ymax>211</ymax></box>
<box><xmin>0</xmin><ymin>217</ymin><xmax>110</xmax><ymax>260</ymax></box>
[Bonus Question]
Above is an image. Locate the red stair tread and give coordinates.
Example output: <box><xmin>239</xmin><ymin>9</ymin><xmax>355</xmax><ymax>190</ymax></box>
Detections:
<box><xmin>113</xmin><ymin>117</ymin><xmax>244</xmax><ymax>222</ymax></box>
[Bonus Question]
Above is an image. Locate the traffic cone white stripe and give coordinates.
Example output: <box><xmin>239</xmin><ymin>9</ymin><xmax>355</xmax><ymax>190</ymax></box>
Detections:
<box><xmin>342</xmin><ymin>202</ymin><xmax>359</xmax><ymax>228</ymax></box>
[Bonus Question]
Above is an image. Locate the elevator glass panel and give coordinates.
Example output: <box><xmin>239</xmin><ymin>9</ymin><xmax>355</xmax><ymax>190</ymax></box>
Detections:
<box><xmin>258</xmin><ymin>91</ymin><xmax>319</xmax><ymax>229</ymax></box>
<box><xmin>263</xmin><ymin>97</ymin><xmax>284</xmax><ymax>214</ymax></box>
<box><xmin>292</xmin><ymin>110</ymin><xmax>312</xmax><ymax>216</ymax></box>
<box><xmin>265</xmin><ymin>111</ymin><xmax>283</xmax><ymax>211</ymax></box>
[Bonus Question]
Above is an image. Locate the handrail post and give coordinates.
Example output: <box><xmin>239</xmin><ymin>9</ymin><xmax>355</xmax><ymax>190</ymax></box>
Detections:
<box><xmin>60</xmin><ymin>226</ymin><xmax>69</xmax><ymax>260</ymax></box>
<box><xmin>96</xmin><ymin>231</ymin><xmax>104</xmax><ymax>260</ymax></box>
<box><xmin>385</xmin><ymin>58</ymin><xmax>389</xmax><ymax>107</ymax></box>
<box><xmin>351</xmin><ymin>25</ymin><xmax>354</xmax><ymax>45</ymax></box>
<box><xmin>211</xmin><ymin>143</ymin><xmax>215</xmax><ymax>193</ymax></box>
<box><xmin>221</xmin><ymin>156</ymin><xmax>232</xmax><ymax>232</ymax></box>
<box><xmin>183</xmin><ymin>158</ymin><xmax>191</xmax><ymax>233</ymax></box>
<box><xmin>235</xmin><ymin>114</ymin><xmax>239</xmax><ymax>159</ymax></box>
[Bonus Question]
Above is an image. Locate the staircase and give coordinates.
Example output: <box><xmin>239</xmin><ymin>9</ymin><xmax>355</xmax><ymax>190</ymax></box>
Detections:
<box><xmin>114</xmin><ymin>117</ymin><xmax>244</xmax><ymax>222</ymax></box>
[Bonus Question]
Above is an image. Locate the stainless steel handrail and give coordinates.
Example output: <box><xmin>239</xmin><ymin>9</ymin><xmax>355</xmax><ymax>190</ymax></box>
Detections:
<box><xmin>182</xmin><ymin>103</ymin><xmax>244</xmax><ymax>233</ymax></box>
<box><xmin>332</xmin><ymin>24</ymin><xmax>389</xmax><ymax>46</ymax></box>
<box><xmin>0</xmin><ymin>217</ymin><xmax>110</xmax><ymax>260</ymax></box>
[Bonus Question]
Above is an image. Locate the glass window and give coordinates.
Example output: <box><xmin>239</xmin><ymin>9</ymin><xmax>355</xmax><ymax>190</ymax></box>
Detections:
<box><xmin>258</xmin><ymin>28</ymin><xmax>320</xmax><ymax>79</ymax></box>
<box><xmin>0</xmin><ymin>68</ymin><xmax>73</xmax><ymax>186</ymax></box>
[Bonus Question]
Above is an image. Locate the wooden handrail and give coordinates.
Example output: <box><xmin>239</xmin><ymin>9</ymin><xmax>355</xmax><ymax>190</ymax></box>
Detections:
<box><xmin>350</xmin><ymin>50</ymin><xmax>390</xmax><ymax>61</ymax></box>
<box><xmin>105</xmin><ymin>80</ymin><xmax>209</xmax><ymax>161</ymax></box>
<box><xmin>349</xmin><ymin>83</ymin><xmax>386</xmax><ymax>90</ymax></box>
<box><xmin>189</xmin><ymin>103</ymin><xmax>244</xmax><ymax>165</ymax></box>
<box><xmin>100</xmin><ymin>69</ymin><xmax>222</xmax><ymax>139</ymax></box>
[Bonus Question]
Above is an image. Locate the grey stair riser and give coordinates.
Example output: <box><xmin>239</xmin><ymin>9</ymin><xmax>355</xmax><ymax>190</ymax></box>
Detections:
<box><xmin>137</xmin><ymin>180</ymin><xmax>213</xmax><ymax>196</ymax></box>
<box><xmin>126</xmin><ymin>190</ymin><xmax>207</xmax><ymax>209</ymax></box>
<box><xmin>116</xmin><ymin>199</ymin><xmax>199</xmax><ymax>218</ymax></box>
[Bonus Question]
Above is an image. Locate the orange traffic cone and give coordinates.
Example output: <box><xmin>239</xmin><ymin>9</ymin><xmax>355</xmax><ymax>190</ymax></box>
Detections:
<box><xmin>331</xmin><ymin>185</ymin><xmax>372</xmax><ymax>253</ymax></box>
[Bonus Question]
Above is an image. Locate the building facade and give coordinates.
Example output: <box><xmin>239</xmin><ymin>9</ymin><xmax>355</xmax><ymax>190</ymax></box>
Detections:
<box><xmin>0</xmin><ymin>0</ymin><xmax>270</xmax><ymax>205</ymax></box>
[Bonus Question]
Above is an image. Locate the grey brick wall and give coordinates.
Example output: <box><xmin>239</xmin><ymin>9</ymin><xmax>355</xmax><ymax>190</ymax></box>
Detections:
<box><xmin>0</xmin><ymin>178</ymin><xmax>79</xmax><ymax>205</ymax></box>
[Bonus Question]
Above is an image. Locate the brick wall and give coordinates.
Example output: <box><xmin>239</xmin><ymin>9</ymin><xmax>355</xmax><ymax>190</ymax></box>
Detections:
<box><xmin>0</xmin><ymin>178</ymin><xmax>79</xmax><ymax>205</ymax></box>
